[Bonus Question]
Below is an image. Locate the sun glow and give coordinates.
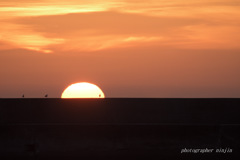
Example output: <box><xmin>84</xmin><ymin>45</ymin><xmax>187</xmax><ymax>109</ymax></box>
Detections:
<box><xmin>61</xmin><ymin>82</ymin><xmax>105</xmax><ymax>98</ymax></box>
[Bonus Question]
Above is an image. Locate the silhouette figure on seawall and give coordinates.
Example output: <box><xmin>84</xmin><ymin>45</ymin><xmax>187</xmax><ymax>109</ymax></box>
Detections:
<box><xmin>22</xmin><ymin>94</ymin><xmax>24</xmax><ymax>98</ymax></box>
<box><xmin>45</xmin><ymin>94</ymin><xmax>48</xmax><ymax>98</ymax></box>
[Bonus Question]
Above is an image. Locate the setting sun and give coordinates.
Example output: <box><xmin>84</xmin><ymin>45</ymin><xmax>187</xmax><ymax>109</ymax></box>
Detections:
<box><xmin>61</xmin><ymin>82</ymin><xmax>105</xmax><ymax>98</ymax></box>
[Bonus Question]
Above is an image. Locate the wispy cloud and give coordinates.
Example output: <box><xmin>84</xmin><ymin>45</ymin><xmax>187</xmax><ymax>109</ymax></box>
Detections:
<box><xmin>0</xmin><ymin>0</ymin><xmax>239</xmax><ymax>53</ymax></box>
<box><xmin>0</xmin><ymin>22</ymin><xmax>64</xmax><ymax>53</ymax></box>
<box><xmin>0</xmin><ymin>0</ymin><xmax>122</xmax><ymax>17</ymax></box>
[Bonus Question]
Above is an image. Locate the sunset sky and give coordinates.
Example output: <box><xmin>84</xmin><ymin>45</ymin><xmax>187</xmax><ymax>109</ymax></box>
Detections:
<box><xmin>0</xmin><ymin>0</ymin><xmax>240</xmax><ymax>98</ymax></box>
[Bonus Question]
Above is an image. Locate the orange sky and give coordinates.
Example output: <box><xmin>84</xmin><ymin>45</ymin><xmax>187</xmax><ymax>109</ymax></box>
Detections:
<box><xmin>0</xmin><ymin>0</ymin><xmax>240</xmax><ymax>98</ymax></box>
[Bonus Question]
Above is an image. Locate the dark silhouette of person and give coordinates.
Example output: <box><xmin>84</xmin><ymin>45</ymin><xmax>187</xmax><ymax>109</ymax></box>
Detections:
<box><xmin>45</xmin><ymin>94</ymin><xmax>48</xmax><ymax>98</ymax></box>
<box><xmin>22</xmin><ymin>94</ymin><xmax>24</xmax><ymax>98</ymax></box>
<box><xmin>99</xmin><ymin>94</ymin><xmax>101</xmax><ymax>98</ymax></box>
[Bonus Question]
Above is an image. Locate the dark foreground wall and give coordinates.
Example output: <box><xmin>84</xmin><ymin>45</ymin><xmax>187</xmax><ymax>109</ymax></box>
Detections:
<box><xmin>0</xmin><ymin>98</ymin><xmax>240</xmax><ymax>159</ymax></box>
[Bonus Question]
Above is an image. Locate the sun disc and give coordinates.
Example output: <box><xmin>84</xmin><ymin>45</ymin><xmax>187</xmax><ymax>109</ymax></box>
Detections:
<box><xmin>61</xmin><ymin>82</ymin><xmax>105</xmax><ymax>98</ymax></box>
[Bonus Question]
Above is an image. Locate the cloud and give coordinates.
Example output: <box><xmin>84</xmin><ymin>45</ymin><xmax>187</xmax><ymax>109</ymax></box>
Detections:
<box><xmin>0</xmin><ymin>0</ymin><xmax>240</xmax><ymax>53</ymax></box>
<box><xmin>13</xmin><ymin>10</ymin><xmax>240</xmax><ymax>52</ymax></box>
<box><xmin>0</xmin><ymin>0</ymin><xmax>122</xmax><ymax>17</ymax></box>
<box><xmin>0</xmin><ymin>22</ymin><xmax>64</xmax><ymax>53</ymax></box>
<box><xmin>10</xmin><ymin>11</ymin><xmax>201</xmax><ymax>52</ymax></box>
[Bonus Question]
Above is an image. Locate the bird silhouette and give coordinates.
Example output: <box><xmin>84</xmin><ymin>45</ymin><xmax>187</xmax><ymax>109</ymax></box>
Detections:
<box><xmin>45</xmin><ymin>94</ymin><xmax>48</xmax><ymax>98</ymax></box>
<box><xmin>22</xmin><ymin>94</ymin><xmax>24</xmax><ymax>98</ymax></box>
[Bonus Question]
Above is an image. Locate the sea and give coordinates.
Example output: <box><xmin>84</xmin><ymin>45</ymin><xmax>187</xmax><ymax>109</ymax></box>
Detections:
<box><xmin>0</xmin><ymin>98</ymin><xmax>239</xmax><ymax>159</ymax></box>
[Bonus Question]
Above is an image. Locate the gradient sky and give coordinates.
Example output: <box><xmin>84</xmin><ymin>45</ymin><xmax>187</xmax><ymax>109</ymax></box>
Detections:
<box><xmin>0</xmin><ymin>0</ymin><xmax>240</xmax><ymax>98</ymax></box>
